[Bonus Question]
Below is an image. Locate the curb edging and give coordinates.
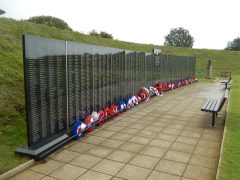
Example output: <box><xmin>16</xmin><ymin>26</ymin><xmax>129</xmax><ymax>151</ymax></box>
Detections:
<box><xmin>216</xmin><ymin>88</ymin><xmax>231</xmax><ymax>179</ymax></box>
<box><xmin>0</xmin><ymin>160</ymin><xmax>35</xmax><ymax>180</ymax></box>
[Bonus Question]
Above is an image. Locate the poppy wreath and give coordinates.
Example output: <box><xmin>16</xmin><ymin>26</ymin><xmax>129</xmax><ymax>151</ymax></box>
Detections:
<box><xmin>85</xmin><ymin>115</ymin><xmax>94</xmax><ymax>132</ymax></box>
<box><xmin>168</xmin><ymin>82</ymin><xmax>172</xmax><ymax>90</ymax></box>
<box><xmin>162</xmin><ymin>81</ymin><xmax>168</xmax><ymax>91</ymax></box>
<box><xmin>178</xmin><ymin>80</ymin><xmax>181</xmax><ymax>87</ymax></box>
<box><xmin>137</xmin><ymin>95</ymin><xmax>142</xmax><ymax>104</ymax></box>
<box><xmin>174</xmin><ymin>80</ymin><xmax>178</xmax><ymax>89</ymax></box>
<box><xmin>132</xmin><ymin>95</ymin><xmax>139</xmax><ymax>105</ymax></box>
<box><xmin>148</xmin><ymin>86</ymin><xmax>160</xmax><ymax>96</ymax></box>
<box><xmin>91</xmin><ymin>111</ymin><xmax>99</xmax><ymax>123</ymax></box>
<box><xmin>129</xmin><ymin>96</ymin><xmax>136</xmax><ymax>107</ymax></box>
<box><xmin>125</xmin><ymin>96</ymin><xmax>133</xmax><ymax>110</ymax></box>
<box><xmin>96</xmin><ymin>110</ymin><xmax>105</xmax><ymax>126</ymax></box>
<box><xmin>155</xmin><ymin>82</ymin><xmax>163</xmax><ymax>94</ymax></box>
<box><xmin>141</xmin><ymin>87</ymin><xmax>150</xmax><ymax>101</ymax></box>
<box><xmin>72</xmin><ymin>120</ymin><xmax>87</xmax><ymax>140</ymax></box>
<box><xmin>110</xmin><ymin>104</ymin><xmax>119</xmax><ymax>117</ymax></box>
<box><xmin>103</xmin><ymin>107</ymin><xmax>110</xmax><ymax>122</ymax></box>
<box><xmin>118</xmin><ymin>100</ymin><xmax>126</xmax><ymax>112</ymax></box>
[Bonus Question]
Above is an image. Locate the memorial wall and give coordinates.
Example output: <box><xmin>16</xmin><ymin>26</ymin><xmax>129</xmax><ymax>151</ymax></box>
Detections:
<box><xmin>17</xmin><ymin>35</ymin><xmax>196</xmax><ymax>159</ymax></box>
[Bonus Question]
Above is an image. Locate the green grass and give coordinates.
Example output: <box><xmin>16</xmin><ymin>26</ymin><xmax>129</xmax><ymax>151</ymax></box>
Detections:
<box><xmin>218</xmin><ymin>76</ymin><xmax>240</xmax><ymax>180</ymax></box>
<box><xmin>1</xmin><ymin>17</ymin><xmax>240</xmax><ymax>174</ymax></box>
<box><xmin>0</xmin><ymin>119</ymin><xmax>30</xmax><ymax>174</ymax></box>
<box><xmin>197</xmin><ymin>77</ymin><xmax>219</xmax><ymax>83</ymax></box>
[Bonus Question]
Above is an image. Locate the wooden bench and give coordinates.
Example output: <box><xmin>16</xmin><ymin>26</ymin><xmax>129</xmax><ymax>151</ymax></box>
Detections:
<box><xmin>221</xmin><ymin>76</ymin><xmax>232</xmax><ymax>90</ymax></box>
<box><xmin>220</xmin><ymin>70</ymin><xmax>231</xmax><ymax>77</ymax></box>
<box><xmin>201</xmin><ymin>90</ymin><xmax>228</xmax><ymax>127</ymax></box>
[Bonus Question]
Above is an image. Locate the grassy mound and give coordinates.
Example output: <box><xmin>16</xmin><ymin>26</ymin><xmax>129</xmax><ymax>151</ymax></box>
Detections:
<box><xmin>1</xmin><ymin>17</ymin><xmax>240</xmax><ymax>173</ymax></box>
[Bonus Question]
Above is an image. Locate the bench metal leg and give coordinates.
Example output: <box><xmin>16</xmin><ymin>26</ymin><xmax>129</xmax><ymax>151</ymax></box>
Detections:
<box><xmin>212</xmin><ymin>112</ymin><xmax>216</xmax><ymax>127</ymax></box>
<box><xmin>225</xmin><ymin>83</ymin><xmax>227</xmax><ymax>90</ymax></box>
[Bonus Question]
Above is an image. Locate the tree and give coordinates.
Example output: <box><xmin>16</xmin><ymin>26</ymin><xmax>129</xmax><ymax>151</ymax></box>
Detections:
<box><xmin>164</xmin><ymin>27</ymin><xmax>194</xmax><ymax>48</ymax></box>
<box><xmin>225</xmin><ymin>37</ymin><xmax>240</xmax><ymax>51</ymax></box>
<box><xmin>28</xmin><ymin>16</ymin><xmax>72</xmax><ymax>31</ymax></box>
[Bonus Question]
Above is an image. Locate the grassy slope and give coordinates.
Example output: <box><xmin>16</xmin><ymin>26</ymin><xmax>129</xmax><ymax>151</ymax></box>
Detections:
<box><xmin>0</xmin><ymin>17</ymin><xmax>240</xmax><ymax>173</ymax></box>
<box><xmin>218</xmin><ymin>76</ymin><xmax>240</xmax><ymax>180</ymax></box>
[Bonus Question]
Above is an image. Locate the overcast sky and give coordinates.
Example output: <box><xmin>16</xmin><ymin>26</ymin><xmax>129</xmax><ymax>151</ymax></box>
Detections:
<box><xmin>1</xmin><ymin>0</ymin><xmax>240</xmax><ymax>49</ymax></box>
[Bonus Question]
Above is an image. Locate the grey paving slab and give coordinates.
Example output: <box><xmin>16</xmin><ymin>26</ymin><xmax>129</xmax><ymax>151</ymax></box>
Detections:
<box><xmin>118</xmin><ymin>142</ymin><xmax>144</xmax><ymax>153</ymax></box>
<box><xmin>170</xmin><ymin>142</ymin><xmax>195</xmax><ymax>153</ymax></box>
<box><xmin>69</xmin><ymin>154</ymin><xmax>102</xmax><ymax>169</ymax></box>
<box><xmin>49</xmin><ymin>164</ymin><xmax>87</xmax><ymax>180</ymax></box>
<box><xmin>140</xmin><ymin>146</ymin><xmax>167</xmax><ymax>158</ymax></box>
<box><xmin>183</xmin><ymin>164</ymin><xmax>216</xmax><ymax>180</ymax></box>
<box><xmin>119</xmin><ymin>127</ymin><xmax>140</xmax><ymax>135</ymax></box>
<box><xmin>164</xmin><ymin>150</ymin><xmax>192</xmax><ymax>163</ymax></box>
<box><xmin>66</xmin><ymin>142</ymin><xmax>94</xmax><ymax>153</ymax></box>
<box><xmin>106</xmin><ymin>150</ymin><xmax>135</xmax><ymax>163</ymax></box>
<box><xmin>86</xmin><ymin>146</ymin><xmax>114</xmax><ymax>158</ymax></box>
<box><xmin>129</xmin><ymin>154</ymin><xmax>159</xmax><ymax>169</ymax></box>
<box><xmin>102</xmin><ymin>125</ymin><xmax>125</xmax><ymax>132</ymax></box>
<box><xmin>155</xmin><ymin>159</ymin><xmax>187</xmax><ymax>176</ymax></box>
<box><xmin>41</xmin><ymin>176</ymin><xmax>57</xmax><ymax>180</ymax></box>
<box><xmin>11</xmin><ymin>82</ymin><xmax>227</xmax><ymax>180</ymax></box>
<box><xmin>91</xmin><ymin>159</ymin><xmax>125</xmax><ymax>176</ymax></box>
<box><xmin>149</xmin><ymin>139</ymin><xmax>173</xmax><ymax>149</ymax></box>
<box><xmin>50</xmin><ymin>149</ymin><xmax>81</xmax><ymax>163</ymax></box>
<box><xmin>189</xmin><ymin>154</ymin><xmax>219</xmax><ymax>169</ymax></box>
<box><xmin>76</xmin><ymin>170</ymin><xmax>112</xmax><ymax>180</ymax></box>
<box><xmin>81</xmin><ymin>135</ymin><xmax>106</xmax><ymax>145</ymax></box>
<box><xmin>109</xmin><ymin>132</ymin><xmax>133</xmax><ymax>141</ymax></box>
<box><xmin>128</xmin><ymin>135</ymin><xmax>152</xmax><ymax>145</ymax></box>
<box><xmin>99</xmin><ymin>139</ymin><xmax>125</xmax><ymax>149</ymax></box>
<box><xmin>92</xmin><ymin>130</ymin><xmax>116</xmax><ymax>138</ymax></box>
<box><xmin>144</xmin><ymin>125</ymin><xmax>164</xmax><ymax>132</ymax></box>
<box><xmin>175</xmin><ymin>136</ymin><xmax>198</xmax><ymax>145</ymax></box>
<box><xmin>29</xmin><ymin>159</ymin><xmax>64</xmax><ymax>175</ymax></box>
<box><xmin>116</xmin><ymin>164</ymin><xmax>152</xmax><ymax>180</ymax></box>
<box><xmin>147</xmin><ymin>171</ymin><xmax>181</xmax><ymax>180</ymax></box>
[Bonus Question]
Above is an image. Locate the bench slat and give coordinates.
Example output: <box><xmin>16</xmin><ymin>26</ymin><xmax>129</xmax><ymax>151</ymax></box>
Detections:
<box><xmin>201</xmin><ymin>100</ymin><xmax>211</xmax><ymax>111</ymax></box>
<box><xmin>205</xmin><ymin>100</ymin><xmax>216</xmax><ymax>111</ymax></box>
<box><xmin>209</xmin><ymin>100</ymin><xmax>219</xmax><ymax>111</ymax></box>
<box><xmin>213</xmin><ymin>100</ymin><xmax>221</xmax><ymax>111</ymax></box>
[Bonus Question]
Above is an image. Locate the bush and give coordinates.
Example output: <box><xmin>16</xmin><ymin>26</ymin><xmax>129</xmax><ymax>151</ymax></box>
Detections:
<box><xmin>89</xmin><ymin>30</ymin><xmax>113</xmax><ymax>39</ymax></box>
<box><xmin>28</xmin><ymin>16</ymin><xmax>72</xmax><ymax>31</ymax></box>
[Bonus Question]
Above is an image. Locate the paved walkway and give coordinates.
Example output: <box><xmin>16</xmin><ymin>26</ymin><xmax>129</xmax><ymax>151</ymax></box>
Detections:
<box><xmin>10</xmin><ymin>82</ymin><xmax>227</xmax><ymax>180</ymax></box>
